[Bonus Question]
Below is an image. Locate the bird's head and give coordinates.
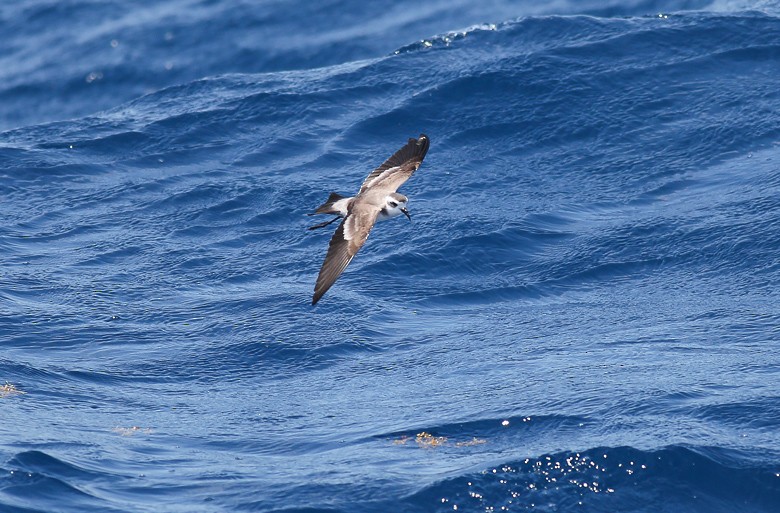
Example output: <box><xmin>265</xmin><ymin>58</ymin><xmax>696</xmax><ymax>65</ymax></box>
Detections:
<box><xmin>385</xmin><ymin>193</ymin><xmax>411</xmax><ymax>221</ymax></box>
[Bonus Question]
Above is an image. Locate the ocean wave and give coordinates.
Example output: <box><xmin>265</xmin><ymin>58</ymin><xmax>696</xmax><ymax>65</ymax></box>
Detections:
<box><xmin>401</xmin><ymin>445</ymin><xmax>780</xmax><ymax>513</ymax></box>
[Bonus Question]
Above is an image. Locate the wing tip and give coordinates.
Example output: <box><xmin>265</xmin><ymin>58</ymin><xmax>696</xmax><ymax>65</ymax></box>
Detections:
<box><xmin>413</xmin><ymin>134</ymin><xmax>430</xmax><ymax>159</ymax></box>
<box><xmin>311</xmin><ymin>274</ymin><xmax>330</xmax><ymax>306</ymax></box>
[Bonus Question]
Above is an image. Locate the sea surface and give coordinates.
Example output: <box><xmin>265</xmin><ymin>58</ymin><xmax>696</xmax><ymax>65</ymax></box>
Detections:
<box><xmin>2</xmin><ymin>0</ymin><xmax>780</xmax><ymax>512</ymax></box>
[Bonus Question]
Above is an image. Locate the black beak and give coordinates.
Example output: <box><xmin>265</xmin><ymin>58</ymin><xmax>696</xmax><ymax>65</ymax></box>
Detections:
<box><xmin>400</xmin><ymin>207</ymin><xmax>411</xmax><ymax>222</ymax></box>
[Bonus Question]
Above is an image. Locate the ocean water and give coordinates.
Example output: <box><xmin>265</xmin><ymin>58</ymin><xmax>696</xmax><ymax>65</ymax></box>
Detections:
<box><xmin>2</xmin><ymin>0</ymin><xmax>780</xmax><ymax>512</ymax></box>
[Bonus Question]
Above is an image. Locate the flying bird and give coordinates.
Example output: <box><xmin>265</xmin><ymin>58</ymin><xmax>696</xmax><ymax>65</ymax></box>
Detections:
<box><xmin>309</xmin><ymin>134</ymin><xmax>430</xmax><ymax>305</ymax></box>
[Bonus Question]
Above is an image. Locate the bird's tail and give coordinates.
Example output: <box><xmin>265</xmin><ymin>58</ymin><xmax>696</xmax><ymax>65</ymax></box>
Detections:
<box><xmin>312</xmin><ymin>192</ymin><xmax>347</xmax><ymax>215</ymax></box>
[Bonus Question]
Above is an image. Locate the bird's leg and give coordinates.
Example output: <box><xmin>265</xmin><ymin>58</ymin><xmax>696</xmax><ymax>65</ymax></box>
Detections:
<box><xmin>308</xmin><ymin>216</ymin><xmax>342</xmax><ymax>230</ymax></box>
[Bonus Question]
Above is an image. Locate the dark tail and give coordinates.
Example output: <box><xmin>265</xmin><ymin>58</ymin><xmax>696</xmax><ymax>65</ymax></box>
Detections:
<box><xmin>312</xmin><ymin>192</ymin><xmax>347</xmax><ymax>215</ymax></box>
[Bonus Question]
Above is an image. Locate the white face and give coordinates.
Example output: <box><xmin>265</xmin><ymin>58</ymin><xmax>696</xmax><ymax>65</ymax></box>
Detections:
<box><xmin>386</xmin><ymin>196</ymin><xmax>408</xmax><ymax>214</ymax></box>
<box><xmin>383</xmin><ymin>195</ymin><xmax>411</xmax><ymax>221</ymax></box>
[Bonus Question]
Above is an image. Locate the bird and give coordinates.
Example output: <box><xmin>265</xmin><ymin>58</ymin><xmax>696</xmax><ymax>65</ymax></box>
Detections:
<box><xmin>309</xmin><ymin>134</ymin><xmax>430</xmax><ymax>305</ymax></box>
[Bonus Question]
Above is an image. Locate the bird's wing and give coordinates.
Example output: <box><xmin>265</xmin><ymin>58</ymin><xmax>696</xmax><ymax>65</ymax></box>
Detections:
<box><xmin>358</xmin><ymin>134</ymin><xmax>430</xmax><ymax>194</ymax></box>
<box><xmin>312</xmin><ymin>203</ymin><xmax>380</xmax><ymax>305</ymax></box>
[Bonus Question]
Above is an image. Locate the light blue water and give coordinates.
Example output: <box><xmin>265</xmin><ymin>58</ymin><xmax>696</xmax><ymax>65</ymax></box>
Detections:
<box><xmin>2</xmin><ymin>1</ymin><xmax>780</xmax><ymax>512</ymax></box>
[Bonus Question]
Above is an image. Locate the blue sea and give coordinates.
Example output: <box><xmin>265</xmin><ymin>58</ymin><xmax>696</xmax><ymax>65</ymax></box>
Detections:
<box><xmin>2</xmin><ymin>0</ymin><xmax>780</xmax><ymax>511</ymax></box>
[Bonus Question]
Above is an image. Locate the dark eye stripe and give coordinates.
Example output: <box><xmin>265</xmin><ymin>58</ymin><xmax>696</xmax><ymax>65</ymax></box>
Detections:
<box><xmin>389</xmin><ymin>202</ymin><xmax>397</xmax><ymax>207</ymax></box>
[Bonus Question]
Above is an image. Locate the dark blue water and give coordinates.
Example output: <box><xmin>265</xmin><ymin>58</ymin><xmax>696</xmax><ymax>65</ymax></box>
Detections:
<box><xmin>2</xmin><ymin>1</ymin><xmax>780</xmax><ymax>512</ymax></box>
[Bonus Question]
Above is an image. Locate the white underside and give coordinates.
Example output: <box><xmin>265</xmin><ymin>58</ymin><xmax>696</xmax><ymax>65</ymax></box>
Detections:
<box><xmin>377</xmin><ymin>209</ymin><xmax>402</xmax><ymax>221</ymax></box>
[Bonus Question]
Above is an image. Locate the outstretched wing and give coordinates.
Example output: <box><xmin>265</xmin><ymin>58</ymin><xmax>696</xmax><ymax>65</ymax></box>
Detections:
<box><xmin>358</xmin><ymin>134</ymin><xmax>430</xmax><ymax>194</ymax></box>
<box><xmin>312</xmin><ymin>205</ymin><xmax>380</xmax><ymax>305</ymax></box>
